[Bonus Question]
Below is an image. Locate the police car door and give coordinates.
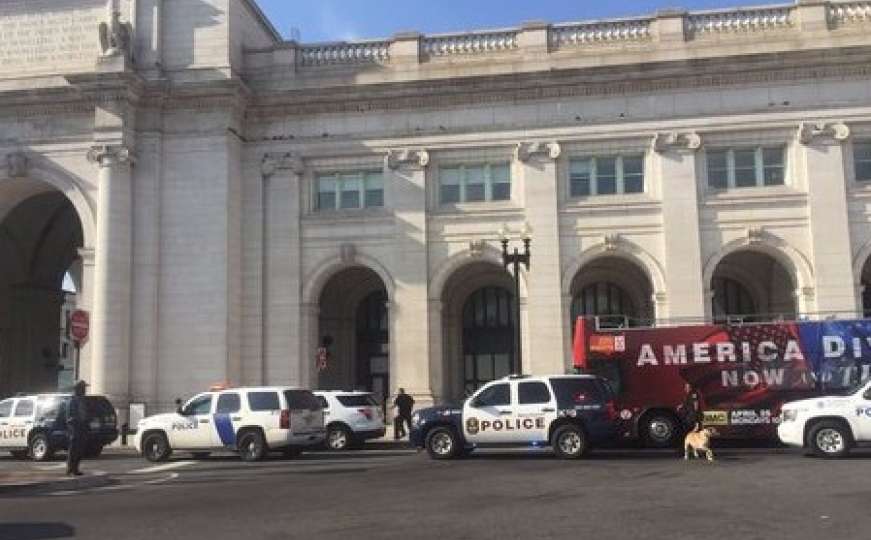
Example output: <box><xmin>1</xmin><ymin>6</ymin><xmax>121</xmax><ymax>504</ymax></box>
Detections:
<box><xmin>513</xmin><ymin>380</ymin><xmax>556</xmax><ymax>444</ymax></box>
<box><xmin>173</xmin><ymin>393</ymin><xmax>215</xmax><ymax>449</ymax></box>
<box><xmin>463</xmin><ymin>382</ymin><xmax>512</xmax><ymax>445</ymax></box>
<box><xmin>856</xmin><ymin>382</ymin><xmax>871</xmax><ymax>440</ymax></box>
<box><xmin>0</xmin><ymin>399</ymin><xmax>16</xmax><ymax>449</ymax></box>
<box><xmin>9</xmin><ymin>398</ymin><xmax>35</xmax><ymax>449</ymax></box>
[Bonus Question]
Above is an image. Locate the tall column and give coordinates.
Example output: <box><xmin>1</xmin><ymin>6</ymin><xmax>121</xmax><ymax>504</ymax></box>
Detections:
<box><xmin>86</xmin><ymin>144</ymin><xmax>133</xmax><ymax>411</ymax></box>
<box><xmin>76</xmin><ymin>247</ymin><xmax>96</xmax><ymax>388</ymax></box>
<box><xmin>262</xmin><ymin>154</ymin><xmax>305</xmax><ymax>385</ymax></box>
<box><xmin>386</xmin><ymin>149</ymin><xmax>434</xmax><ymax>407</ymax></box>
<box><xmin>655</xmin><ymin>132</ymin><xmax>706</xmax><ymax>321</ymax></box>
<box><xmin>517</xmin><ymin>142</ymin><xmax>565</xmax><ymax>375</ymax></box>
<box><xmin>799</xmin><ymin>121</ymin><xmax>857</xmax><ymax>318</ymax></box>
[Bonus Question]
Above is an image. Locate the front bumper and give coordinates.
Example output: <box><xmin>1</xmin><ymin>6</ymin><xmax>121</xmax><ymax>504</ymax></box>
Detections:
<box><xmin>777</xmin><ymin>420</ymin><xmax>805</xmax><ymax>448</ymax></box>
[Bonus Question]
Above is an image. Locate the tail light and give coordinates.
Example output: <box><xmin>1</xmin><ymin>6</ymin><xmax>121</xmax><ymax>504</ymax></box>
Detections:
<box><xmin>605</xmin><ymin>401</ymin><xmax>619</xmax><ymax>421</ymax></box>
<box><xmin>280</xmin><ymin>409</ymin><xmax>291</xmax><ymax>430</ymax></box>
<box><xmin>358</xmin><ymin>408</ymin><xmax>373</xmax><ymax>420</ymax></box>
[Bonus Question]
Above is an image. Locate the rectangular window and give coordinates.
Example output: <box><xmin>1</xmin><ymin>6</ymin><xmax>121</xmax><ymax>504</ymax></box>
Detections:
<box><xmin>438</xmin><ymin>162</ymin><xmax>512</xmax><ymax>205</ymax></box>
<box><xmin>518</xmin><ymin>382</ymin><xmax>552</xmax><ymax>405</ymax></box>
<box><xmin>855</xmin><ymin>142</ymin><xmax>871</xmax><ymax>182</ymax></box>
<box><xmin>568</xmin><ymin>155</ymin><xmax>645</xmax><ymax>198</ymax></box>
<box><xmin>13</xmin><ymin>399</ymin><xmax>34</xmax><ymax>417</ymax></box>
<box><xmin>707</xmin><ymin>146</ymin><xmax>786</xmax><ymax>190</ymax></box>
<box><xmin>316</xmin><ymin>171</ymin><xmax>384</xmax><ymax>211</ymax></box>
<box><xmin>216</xmin><ymin>393</ymin><xmax>241</xmax><ymax>414</ymax></box>
<box><xmin>247</xmin><ymin>391</ymin><xmax>280</xmax><ymax>412</ymax></box>
<box><xmin>284</xmin><ymin>390</ymin><xmax>322</xmax><ymax>411</ymax></box>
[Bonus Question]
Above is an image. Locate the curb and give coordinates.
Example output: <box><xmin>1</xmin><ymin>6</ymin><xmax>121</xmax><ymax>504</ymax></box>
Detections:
<box><xmin>0</xmin><ymin>473</ymin><xmax>113</xmax><ymax>495</ymax></box>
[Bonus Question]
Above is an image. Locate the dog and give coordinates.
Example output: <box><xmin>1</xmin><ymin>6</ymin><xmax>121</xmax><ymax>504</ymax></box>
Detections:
<box><xmin>683</xmin><ymin>427</ymin><xmax>716</xmax><ymax>462</ymax></box>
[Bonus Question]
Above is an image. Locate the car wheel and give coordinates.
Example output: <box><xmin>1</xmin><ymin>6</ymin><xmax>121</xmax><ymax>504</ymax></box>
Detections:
<box><xmin>9</xmin><ymin>450</ymin><xmax>28</xmax><ymax>460</ymax></box>
<box><xmin>552</xmin><ymin>424</ymin><xmax>588</xmax><ymax>460</ymax></box>
<box><xmin>326</xmin><ymin>425</ymin><xmax>352</xmax><ymax>451</ymax></box>
<box><xmin>425</xmin><ymin>427</ymin><xmax>460</xmax><ymax>460</ymax></box>
<box><xmin>142</xmin><ymin>432</ymin><xmax>172</xmax><ymax>463</ymax></box>
<box><xmin>29</xmin><ymin>433</ymin><xmax>53</xmax><ymax>462</ymax></box>
<box><xmin>282</xmin><ymin>447</ymin><xmax>302</xmax><ymax>459</ymax></box>
<box><xmin>191</xmin><ymin>452</ymin><xmax>211</xmax><ymax>459</ymax></box>
<box><xmin>238</xmin><ymin>430</ymin><xmax>267</xmax><ymax>462</ymax></box>
<box><xmin>643</xmin><ymin>413</ymin><xmax>680</xmax><ymax>448</ymax></box>
<box><xmin>809</xmin><ymin>421</ymin><xmax>852</xmax><ymax>458</ymax></box>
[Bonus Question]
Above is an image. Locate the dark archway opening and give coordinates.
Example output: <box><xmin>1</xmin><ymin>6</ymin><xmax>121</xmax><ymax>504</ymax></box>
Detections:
<box><xmin>711</xmin><ymin>250</ymin><xmax>796</xmax><ymax>323</ymax></box>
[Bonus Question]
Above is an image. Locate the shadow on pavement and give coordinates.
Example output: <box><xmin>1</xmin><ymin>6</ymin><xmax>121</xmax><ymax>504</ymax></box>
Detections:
<box><xmin>0</xmin><ymin>523</ymin><xmax>75</xmax><ymax>539</ymax></box>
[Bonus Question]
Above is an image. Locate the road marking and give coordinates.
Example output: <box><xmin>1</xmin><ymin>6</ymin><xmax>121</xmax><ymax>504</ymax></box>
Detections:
<box><xmin>144</xmin><ymin>472</ymin><xmax>179</xmax><ymax>485</ymax></box>
<box><xmin>129</xmin><ymin>461</ymin><xmax>194</xmax><ymax>475</ymax></box>
<box><xmin>33</xmin><ymin>463</ymin><xmax>67</xmax><ymax>471</ymax></box>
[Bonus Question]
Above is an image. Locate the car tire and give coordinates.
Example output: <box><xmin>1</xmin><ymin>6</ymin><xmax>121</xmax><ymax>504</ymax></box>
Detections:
<box><xmin>142</xmin><ymin>432</ymin><xmax>172</xmax><ymax>463</ymax></box>
<box><xmin>191</xmin><ymin>452</ymin><xmax>211</xmax><ymax>459</ymax></box>
<box><xmin>808</xmin><ymin>421</ymin><xmax>852</xmax><ymax>459</ymax></box>
<box><xmin>425</xmin><ymin>427</ymin><xmax>460</xmax><ymax>460</ymax></box>
<box><xmin>642</xmin><ymin>412</ymin><xmax>680</xmax><ymax>448</ymax></box>
<box><xmin>326</xmin><ymin>425</ymin><xmax>352</xmax><ymax>451</ymax></box>
<box><xmin>9</xmin><ymin>450</ymin><xmax>28</xmax><ymax>460</ymax></box>
<box><xmin>238</xmin><ymin>430</ymin><xmax>268</xmax><ymax>462</ymax></box>
<box><xmin>29</xmin><ymin>433</ymin><xmax>53</xmax><ymax>462</ymax></box>
<box><xmin>552</xmin><ymin>424</ymin><xmax>588</xmax><ymax>460</ymax></box>
<box><xmin>282</xmin><ymin>447</ymin><xmax>302</xmax><ymax>459</ymax></box>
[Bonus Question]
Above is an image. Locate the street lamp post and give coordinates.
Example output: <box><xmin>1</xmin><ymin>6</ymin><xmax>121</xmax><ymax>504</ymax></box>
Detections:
<box><xmin>499</xmin><ymin>223</ymin><xmax>531</xmax><ymax>375</ymax></box>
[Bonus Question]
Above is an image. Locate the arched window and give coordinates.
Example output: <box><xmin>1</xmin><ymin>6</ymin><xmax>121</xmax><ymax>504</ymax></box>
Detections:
<box><xmin>462</xmin><ymin>287</ymin><xmax>515</xmax><ymax>395</ymax></box>
<box><xmin>571</xmin><ymin>282</ymin><xmax>640</xmax><ymax>328</ymax></box>
<box><xmin>712</xmin><ymin>277</ymin><xmax>756</xmax><ymax>321</ymax></box>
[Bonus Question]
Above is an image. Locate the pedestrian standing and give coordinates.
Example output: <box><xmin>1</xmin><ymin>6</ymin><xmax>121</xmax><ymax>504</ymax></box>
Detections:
<box><xmin>66</xmin><ymin>380</ymin><xmax>89</xmax><ymax>476</ymax></box>
<box><xmin>393</xmin><ymin>388</ymin><xmax>414</xmax><ymax>440</ymax></box>
<box><xmin>679</xmin><ymin>382</ymin><xmax>703</xmax><ymax>432</ymax></box>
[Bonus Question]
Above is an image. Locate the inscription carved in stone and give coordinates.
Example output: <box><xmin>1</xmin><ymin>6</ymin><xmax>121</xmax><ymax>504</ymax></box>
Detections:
<box><xmin>0</xmin><ymin>7</ymin><xmax>101</xmax><ymax>73</ymax></box>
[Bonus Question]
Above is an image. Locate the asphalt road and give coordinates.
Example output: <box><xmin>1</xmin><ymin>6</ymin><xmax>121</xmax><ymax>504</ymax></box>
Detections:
<box><xmin>1</xmin><ymin>446</ymin><xmax>870</xmax><ymax>540</ymax></box>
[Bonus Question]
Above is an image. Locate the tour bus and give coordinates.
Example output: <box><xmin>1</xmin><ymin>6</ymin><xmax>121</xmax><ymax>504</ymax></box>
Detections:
<box><xmin>572</xmin><ymin>316</ymin><xmax>871</xmax><ymax>447</ymax></box>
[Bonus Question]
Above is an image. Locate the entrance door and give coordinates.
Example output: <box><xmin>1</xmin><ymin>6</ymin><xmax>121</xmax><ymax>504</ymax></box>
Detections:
<box><xmin>369</xmin><ymin>356</ymin><xmax>389</xmax><ymax>415</ymax></box>
<box><xmin>462</xmin><ymin>287</ymin><xmax>515</xmax><ymax>396</ymax></box>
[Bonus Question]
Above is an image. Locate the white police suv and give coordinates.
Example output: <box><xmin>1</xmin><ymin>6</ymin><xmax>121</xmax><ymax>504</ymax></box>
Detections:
<box><xmin>778</xmin><ymin>379</ymin><xmax>871</xmax><ymax>458</ymax></box>
<box><xmin>135</xmin><ymin>386</ymin><xmax>325</xmax><ymax>462</ymax></box>
<box><xmin>410</xmin><ymin>374</ymin><xmax>620</xmax><ymax>460</ymax></box>
<box><xmin>313</xmin><ymin>391</ymin><xmax>386</xmax><ymax>450</ymax></box>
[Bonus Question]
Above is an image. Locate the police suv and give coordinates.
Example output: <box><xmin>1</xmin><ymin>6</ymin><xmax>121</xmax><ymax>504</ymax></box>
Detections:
<box><xmin>135</xmin><ymin>386</ymin><xmax>325</xmax><ymax>462</ymax></box>
<box><xmin>0</xmin><ymin>393</ymin><xmax>118</xmax><ymax>461</ymax></box>
<box><xmin>778</xmin><ymin>379</ymin><xmax>871</xmax><ymax>458</ymax></box>
<box><xmin>314</xmin><ymin>391</ymin><xmax>386</xmax><ymax>450</ymax></box>
<box><xmin>410</xmin><ymin>375</ymin><xmax>619</xmax><ymax>460</ymax></box>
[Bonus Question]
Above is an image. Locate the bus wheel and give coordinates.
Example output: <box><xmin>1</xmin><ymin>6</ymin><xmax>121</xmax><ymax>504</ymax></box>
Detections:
<box><xmin>642</xmin><ymin>413</ymin><xmax>679</xmax><ymax>448</ymax></box>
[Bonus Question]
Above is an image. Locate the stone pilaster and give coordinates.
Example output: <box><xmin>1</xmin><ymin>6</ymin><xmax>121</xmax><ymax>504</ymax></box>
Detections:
<box><xmin>799</xmin><ymin>121</ymin><xmax>858</xmax><ymax>317</ymax></box>
<box><xmin>517</xmin><ymin>141</ymin><xmax>565</xmax><ymax>374</ymax></box>
<box><xmin>386</xmin><ymin>148</ymin><xmax>434</xmax><ymax>406</ymax></box>
<box><xmin>654</xmin><ymin>132</ymin><xmax>706</xmax><ymax>321</ymax></box>
<box><xmin>86</xmin><ymin>144</ymin><xmax>133</xmax><ymax>414</ymax></box>
<box><xmin>262</xmin><ymin>154</ymin><xmax>305</xmax><ymax>385</ymax></box>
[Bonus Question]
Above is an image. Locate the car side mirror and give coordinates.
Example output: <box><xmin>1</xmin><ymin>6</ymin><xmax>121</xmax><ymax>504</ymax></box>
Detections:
<box><xmin>469</xmin><ymin>398</ymin><xmax>482</xmax><ymax>409</ymax></box>
<box><xmin>174</xmin><ymin>398</ymin><xmax>183</xmax><ymax>415</ymax></box>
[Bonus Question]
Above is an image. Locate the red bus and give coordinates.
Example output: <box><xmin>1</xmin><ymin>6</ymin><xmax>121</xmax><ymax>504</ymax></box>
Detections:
<box><xmin>572</xmin><ymin>317</ymin><xmax>871</xmax><ymax>447</ymax></box>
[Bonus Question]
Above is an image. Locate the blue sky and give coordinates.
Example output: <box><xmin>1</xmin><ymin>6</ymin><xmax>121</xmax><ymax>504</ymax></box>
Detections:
<box><xmin>255</xmin><ymin>0</ymin><xmax>783</xmax><ymax>43</ymax></box>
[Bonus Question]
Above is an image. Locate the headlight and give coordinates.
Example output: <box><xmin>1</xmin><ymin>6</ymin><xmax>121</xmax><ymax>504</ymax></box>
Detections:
<box><xmin>412</xmin><ymin>413</ymin><xmax>421</xmax><ymax>427</ymax></box>
<box><xmin>782</xmin><ymin>409</ymin><xmax>799</xmax><ymax>422</ymax></box>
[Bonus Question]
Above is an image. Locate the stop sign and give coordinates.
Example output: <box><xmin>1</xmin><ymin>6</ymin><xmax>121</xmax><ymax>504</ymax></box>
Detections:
<box><xmin>70</xmin><ymin>310</ymin><xmax>90</xmax><ymax>344</ymax></box>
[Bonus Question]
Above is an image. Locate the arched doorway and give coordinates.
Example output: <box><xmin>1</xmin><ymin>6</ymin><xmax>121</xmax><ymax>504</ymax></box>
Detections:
<box><xmin>710</xmin><ymin>250</ymin><xmax>796</xmax><ymax>322</ymax></box>
<box><xmin>317</xmin><ymin>266</ymin><xmax>390</xmax><ymax>407</ymax></box>
<box><xmin>440</xmin><ymin>262</ymin><xmax>515</xmax><ymax>400</ymax></box>
<box><xmin>0</xmin><ymin>190</ymin><xmax>84</xmax><ymax>397</ymax></box>
<box><xmin>569</xmin><ymin>256</ymin><xmax>654</xmax><ymax>329</ymax></box>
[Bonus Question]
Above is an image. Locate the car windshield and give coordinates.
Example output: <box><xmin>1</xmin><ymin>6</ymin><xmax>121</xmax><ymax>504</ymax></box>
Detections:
<box><xmin>336</xmin><ymin>395</ymin><xmax>378</xmax><ymax>407</ymax></box>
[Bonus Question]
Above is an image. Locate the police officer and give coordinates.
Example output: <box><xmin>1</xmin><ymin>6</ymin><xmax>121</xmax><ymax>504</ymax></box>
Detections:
<box><xmin>393</xmin><ymin>388</ymin><xmax>414</xmax><ymax>440</ymax></box>
<box><xmin>66</xmin><ymin>380</ymin><xmax>89</xmax><ymax>476</ymax></box>
<box><xmin>679</xmin><ymin>382</ymin><xmax>703</xmax><ymax>432</ymax></box>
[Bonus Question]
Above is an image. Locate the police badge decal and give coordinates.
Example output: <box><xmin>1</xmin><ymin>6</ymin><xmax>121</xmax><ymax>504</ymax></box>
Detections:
<box><xmin>466</xmin><ymin>417</ymin><xmax>480</xmax><ymax>435</ymax></box>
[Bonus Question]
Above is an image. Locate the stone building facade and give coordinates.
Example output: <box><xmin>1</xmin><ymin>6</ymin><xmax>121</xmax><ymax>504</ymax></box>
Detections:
<box><xmin>3</xmin><ymin>0</ymin><xmax>871</xmax><ymax>419</ymax></box>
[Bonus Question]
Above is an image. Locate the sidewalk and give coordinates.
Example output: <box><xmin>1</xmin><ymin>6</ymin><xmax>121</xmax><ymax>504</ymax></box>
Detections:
<box><xmin>0</xmin><ymin>470</ymin><xmax>111</xmax><ymax>495</ymax></box>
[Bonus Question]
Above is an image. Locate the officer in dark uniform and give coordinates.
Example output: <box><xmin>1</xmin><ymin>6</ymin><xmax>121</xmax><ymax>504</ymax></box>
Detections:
<box><xmin>66</xmin><ymin>380</ymin><xmax>89</xmax><ymax>476</ymax></box>
<box><xmin>679</xmin><ymin>383</ymin><xmax>703</xmax><ymax>432</ymax></box>
<box><xmin>392</xmin><ymin>388</ymin><xmax>414</xmax><ymax>440</ymax></box>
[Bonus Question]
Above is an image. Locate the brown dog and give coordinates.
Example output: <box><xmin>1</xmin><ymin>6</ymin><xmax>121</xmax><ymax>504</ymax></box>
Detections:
<box><xmin>683</xmin><ymin>427</ymin><xmax>715</xmax><ymax>461</ymax></box>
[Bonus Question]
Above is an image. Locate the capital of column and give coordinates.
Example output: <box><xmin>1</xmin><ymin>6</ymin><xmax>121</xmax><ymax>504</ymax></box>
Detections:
<box><xmin>798</xmin><ymin>121</ymin><xmax>850</xmax><ymax>146</ymax></box>
<box><xmin>794</xmin><ymin>286</ymin><xmax>815</xmax><ymax>302</ymax></box>
<box><xmin>515</xmin><ymin>141</ymin><xmax>561</xmax><ymax>162</ymax></box>
<box><xmin>78</xmin><ymin>247</ymin><xmax>96</xmax><ymax>267</ymax></box>
<box><xmin>385</xmin><ymin>148</ymin><xmax>429</xmax><ymax>170</ymax></box>
<box><xmin>262</xmin><ymin>152</ymin><xmax>305</xmax><ymax>178</ymax></box>
<box><xmin>652</xmin><ymin>131</ymin><xmax>701</xmax><ymax>154</ymax></box>
<box><xmin>87</xmin><ymin>144</ymin><xmax>134</xmax><ymax>168</ymax></box>
<box><xmin>5</xmin><ymin>152</ymin><xmax>28</xmax><ymax>178</ymax></box>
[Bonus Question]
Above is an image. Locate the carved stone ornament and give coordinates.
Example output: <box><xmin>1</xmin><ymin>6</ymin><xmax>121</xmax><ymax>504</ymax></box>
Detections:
<box><xmin>6</xmin><ymin>152</ymin><xmax>28</xmax><ymax>178</ymax></box>
<box><xmin>515</xmin><ymin>141</ymin><xmax>561</xmax><ymax>162</ymax></box>
<box><xmin>262</xmin><ymin>153</ymin><xmax>305</xmax><ymax>177</ymax></box>
<box><xmin>468</xmin><ymin>240</ymin><xmax>487</xmax><ymax>257</ymax></box>
<box><xmin>340</xmin><ymin>243</ymin><xmax>357</xmax><ymax>263</ymax></box>
<box><xmin>794</xmin><ymin>287</ymin><xmax>815</xmax><ymax>301</ymax></box>
<box><xmin>602</xmin><ymin>233</ymin><xmax>622</xmax><ymax>251</ymax></box>
<box><xmin>652</xmin><ymin>131</ymin><xmax>702</xmax><ymax>154</ymax></box>
<box><xmin>746</xmin><ymin>227</ymin><xmax>765</xmax><ymax>245</ymax></box>
<box><xmin>798</xmin><ymin>121</ymin><xmax>851</xmax><ymax>145</ymax></box>
<box><xmin>86</xmin><ymin>145</ymin><xmax>134</xmax><ymax>167</ymax></box>
<box><xmin>99</xmin><ymin>11</ymin><xmax>133</xmax><ymax>59</ymax></box>
<box><xmin>385</xmin><ymin>149</ymin><xmax>429</xmax><ymax>170</ymax></box>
